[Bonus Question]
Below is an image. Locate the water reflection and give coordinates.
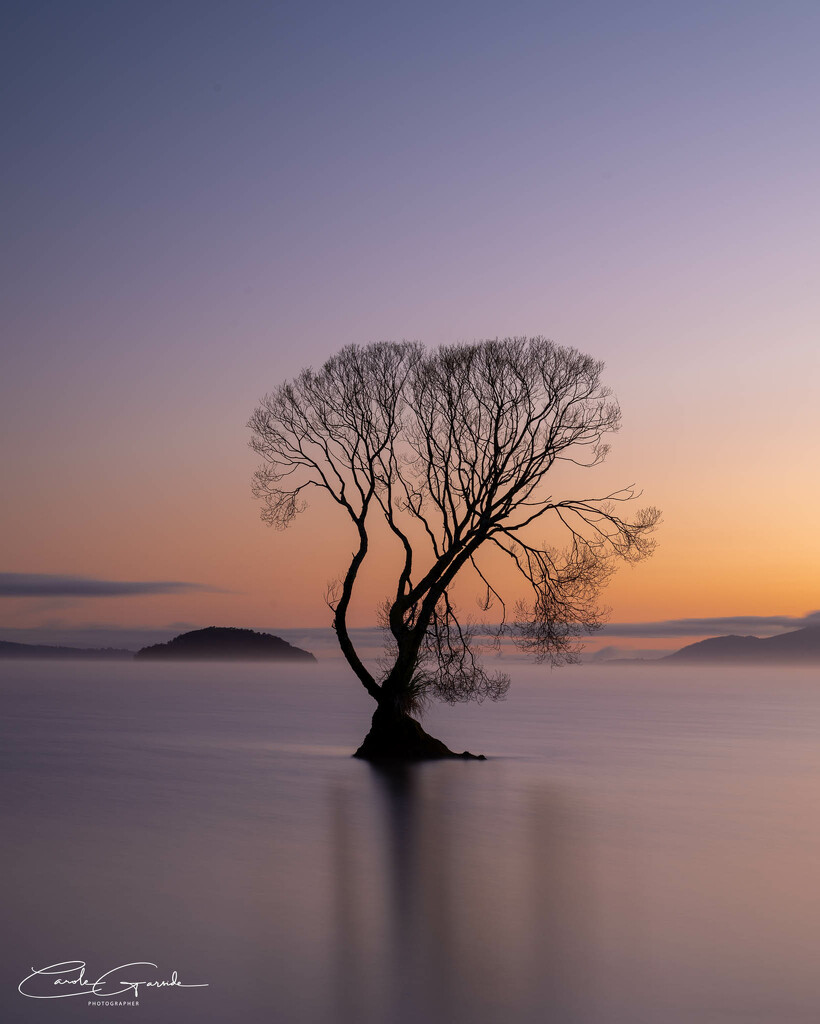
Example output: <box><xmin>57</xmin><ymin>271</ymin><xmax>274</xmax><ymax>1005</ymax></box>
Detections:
<box><xmin>330</xmin><ymin>764</ymin><xmax>594</xmax><ymax>1024</ymax></box>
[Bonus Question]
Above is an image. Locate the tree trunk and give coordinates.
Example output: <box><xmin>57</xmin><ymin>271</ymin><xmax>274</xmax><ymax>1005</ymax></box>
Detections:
<box><xmin>353</xmin><ymin>703</ymin><xmax>485</xmax><ymax>761</ymax></box>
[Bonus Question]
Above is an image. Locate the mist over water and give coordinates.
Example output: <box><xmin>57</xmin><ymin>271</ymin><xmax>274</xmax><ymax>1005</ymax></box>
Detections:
<box><xmin>3</xmin><ymin>660</ymin><xmax>820</xmax><ymax>1023</ymax></box>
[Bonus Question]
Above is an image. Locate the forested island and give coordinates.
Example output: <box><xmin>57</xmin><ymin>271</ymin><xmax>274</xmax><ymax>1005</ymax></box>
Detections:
<box><xmin>1</xmin><ymin>627</ymin><xmax>315</xmax><ymax>662</ymax></box>
<box><xmin>134</xmin><ymin>627</ymin><xmax>315</xmax><ymax>661</ymax></box>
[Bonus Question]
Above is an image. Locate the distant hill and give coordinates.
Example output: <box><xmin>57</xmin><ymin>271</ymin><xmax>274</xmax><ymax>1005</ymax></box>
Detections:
<box><xmin>134</xmin><ymin>626</ymin><xmax>316</xmax><ymax>662</ymax></box>
<box><xmin>664</xmin><ymin>627</ymin><xmax>820</xmax><ymax>663</ymax></box>
<box><xmin>0</xmin><ymin>640</ymin><xmax>133</xmax><ymax>659</ymax></box>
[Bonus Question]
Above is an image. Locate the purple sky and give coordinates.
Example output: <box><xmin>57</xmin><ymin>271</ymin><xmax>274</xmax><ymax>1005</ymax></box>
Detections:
<box><xmin>3</xmin><ymin>1</ymin><xmax>820</xmax><ymax>649</ymax></box>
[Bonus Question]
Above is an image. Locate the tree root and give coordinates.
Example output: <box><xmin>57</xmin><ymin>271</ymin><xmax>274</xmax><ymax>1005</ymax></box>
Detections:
<box><xmin>353</xmin><ymin>706</ymin><xmax>486</xmax><ymax>761</ymax></box>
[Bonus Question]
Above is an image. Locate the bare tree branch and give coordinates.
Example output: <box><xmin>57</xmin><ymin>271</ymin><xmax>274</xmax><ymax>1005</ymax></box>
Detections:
<box><xmin>249</xmin><ymin>336</ymin><xmax>660</xmax><ymax>713</ymax></box>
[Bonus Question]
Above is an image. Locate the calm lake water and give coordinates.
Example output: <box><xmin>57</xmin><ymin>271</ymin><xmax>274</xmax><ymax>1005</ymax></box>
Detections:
<box><xmin>4</xmin><ymin>659</ymin><xmax>820</xmax><ymax>1023</ymax></box>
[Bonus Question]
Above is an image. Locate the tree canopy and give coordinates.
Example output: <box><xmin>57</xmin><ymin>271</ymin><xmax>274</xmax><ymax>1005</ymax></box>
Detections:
<box><xmin>249</xmin><ymin>337</ymin><xmax>659</xmax><ymax>757</ymax></box>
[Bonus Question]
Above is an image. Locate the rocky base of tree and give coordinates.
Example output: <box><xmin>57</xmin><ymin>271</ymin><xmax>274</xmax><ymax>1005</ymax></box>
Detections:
<box><xmin>353</xmin><ymin>705</ymin><xmax>486</xmax><ymax>761</ymax></box>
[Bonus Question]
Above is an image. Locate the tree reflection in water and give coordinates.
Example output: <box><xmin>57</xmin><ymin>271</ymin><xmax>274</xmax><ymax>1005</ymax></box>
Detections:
<box><xmin>329</xmin><ymin>763</ymin><xmax>594</xmax><ymax>1024</ymax></box>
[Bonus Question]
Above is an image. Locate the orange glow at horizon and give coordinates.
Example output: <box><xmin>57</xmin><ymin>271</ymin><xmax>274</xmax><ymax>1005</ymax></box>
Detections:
<box><xmin>3</xmin><ymin>424</ymin><xmax>817</xmax><ymax>643</ymax></box>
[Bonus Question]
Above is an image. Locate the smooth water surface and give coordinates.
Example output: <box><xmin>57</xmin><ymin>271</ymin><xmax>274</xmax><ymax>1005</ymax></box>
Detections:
<box><xmin>3</xmin><ymin>659</ymin><xmax>820</xmax><ymax>1023</ymax></box>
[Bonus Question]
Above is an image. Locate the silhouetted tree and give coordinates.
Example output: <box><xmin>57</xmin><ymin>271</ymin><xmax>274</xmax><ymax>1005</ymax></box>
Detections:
<box><xmin>249</xmin><ymin>337</ymin><xmax>659</xmax><ymax>759</ymax></box>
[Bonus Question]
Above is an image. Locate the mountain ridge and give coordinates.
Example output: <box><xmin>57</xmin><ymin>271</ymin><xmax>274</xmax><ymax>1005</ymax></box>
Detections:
<box><xmin>0</xmin><ymin>640</ymin><xmax>133</xmax><ymax>659</ymax></box>
<box><xmin>663</xmin><ymin>626</ymin><xmax>820</xmax><ymax>663</ymax></box>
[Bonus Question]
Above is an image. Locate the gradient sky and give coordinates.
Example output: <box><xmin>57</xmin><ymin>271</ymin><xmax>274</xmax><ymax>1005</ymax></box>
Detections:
<box><xmin>3</xmin><ymin>0</ymin><xmax>819</xmax><ymax>651</ymax></box>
